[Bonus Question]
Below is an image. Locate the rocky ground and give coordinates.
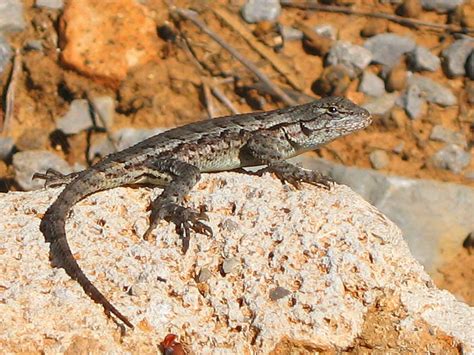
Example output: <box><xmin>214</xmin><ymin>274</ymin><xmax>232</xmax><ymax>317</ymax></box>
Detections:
<box><xmin>0</xmin><ymin>0</ymin><xmax>473</xmax><ymax>351</ymax></box>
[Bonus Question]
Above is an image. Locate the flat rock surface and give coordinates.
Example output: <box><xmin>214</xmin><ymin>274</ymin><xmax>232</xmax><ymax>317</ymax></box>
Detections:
<box><xmin>0</xmin><ymin>172</ymin><xmax>472</xmax><ymax>353</ymax></box>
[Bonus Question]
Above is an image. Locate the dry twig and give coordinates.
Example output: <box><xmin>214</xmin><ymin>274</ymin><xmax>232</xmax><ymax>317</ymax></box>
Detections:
<box><xmin>175</xmin><ymin>8</ymin><xmax>297</xmax><ymax>106</ymax></box>
<box><xmin>213</xmin><ymin>7</ymin><xmax>304</xmax><ymax>91</ymax></box>
<box><xmin>1</xmin><ymin>48</ymin><xmax>21</xmax><ymax>135</ymax></box>
<box><xmin>280</xmin><ymin>1</ymin><xmax>474</xmax><ymax>33</ymax></box>
<box><xmin>211</xmin><ymin>84</ymin><xmax>240</xmax><ymax>115</ymax></box>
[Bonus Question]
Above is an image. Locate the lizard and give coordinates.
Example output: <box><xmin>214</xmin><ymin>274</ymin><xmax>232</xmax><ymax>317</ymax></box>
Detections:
<box><xmin>35</xmin><ymin>96</ymin><xmax>371</xmax><ymax>329</ymax></box>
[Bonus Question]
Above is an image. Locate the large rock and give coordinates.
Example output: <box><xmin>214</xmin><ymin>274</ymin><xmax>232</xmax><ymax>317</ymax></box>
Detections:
<box><xmin>59</xmin><ymin>0</ymin><xmax>160</xmax><ymax>87</ymax></box>
<box><xmin>292</xmin><ymin>157</ymin><xmax>474</xmax><ymax>275</ymax></box>
<box><xmin>0</xmin><ymin>172</ymin><xmax>472</xmax><ymax>353</ymax></box>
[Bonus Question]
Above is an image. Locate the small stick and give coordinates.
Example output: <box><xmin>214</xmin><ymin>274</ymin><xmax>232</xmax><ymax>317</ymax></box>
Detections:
<box><xmin>87</xmin><ymin>95</ymin><xmax>119</xmax><ymax>152</ymax></box>
<box><xmin>202</xmin><ymin>82</ymin><xmax>218</xmax><ymax>118</ymax></box>
<box><xmin>280</xmin><ymin>1</ymin><xmax>474</xmax><ymax>33</ymax></box>
<box><xmin>211</xmin><ymin>84</ymin><xmax>240</xmax><ymax>115</ymax></box>
<box><xmin>1</xmin><ymin>48</ymin><xmax>21</xmax><ymax>135</ymax></box>
<box><xmin>175</xmin><ymin>8</ymin><xmax>297</xmax><ymax>106</ymax></box>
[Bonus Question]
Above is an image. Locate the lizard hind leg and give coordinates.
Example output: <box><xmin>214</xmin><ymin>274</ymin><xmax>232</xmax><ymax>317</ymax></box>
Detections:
<box><xmin>141</xmin><ymin>159</ymin><xmax>212</xmax><ymax>253</ymax></box>
<box><xmin>33</xmin><ymin>169</ymin><xmax>81</xmax><ymax>188</ymax></box>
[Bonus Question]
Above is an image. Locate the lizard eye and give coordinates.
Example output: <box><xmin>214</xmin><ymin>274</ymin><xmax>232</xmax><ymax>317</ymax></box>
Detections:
<box><xmin>328</xmin><ymin>106</ymin><xmax>338</xmax><ymax>114</ymax></box>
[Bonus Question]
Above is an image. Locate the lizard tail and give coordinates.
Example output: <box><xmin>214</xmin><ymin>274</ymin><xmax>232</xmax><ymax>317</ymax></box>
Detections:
<box><xmin>41</xmin><ymin>173</ymin><xmax>134</xmax><ymax>328</ymax></box>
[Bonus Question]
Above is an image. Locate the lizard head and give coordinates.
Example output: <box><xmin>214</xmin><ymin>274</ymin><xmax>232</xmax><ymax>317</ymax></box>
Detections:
<box><xmin>298</xmin><ymin>96</ymin><xmax>372</xmax><ymax>146</ymax></box>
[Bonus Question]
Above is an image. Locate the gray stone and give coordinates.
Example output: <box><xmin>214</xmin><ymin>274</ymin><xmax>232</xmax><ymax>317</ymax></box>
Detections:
<box><xmin>369</xmin><ymin>150</ymin><xmax>390</xmax><ymax>170</ymax></box>
<box><xmin>90</xmin><ymin>96</ymin><xmax>115</xmax><ymax>129</ymax></box>
<box><xmin>269</xmin><ymin>287</ymin><xmax>291</xmax><ymax>301</ymax></box>
<box><xmin>89</xmin><ymin>127</ymin><xmax>165</xmax><ymax>160</ymax></box>
<box><xmin>241</xmin><ymin>0</ymin><xmax>281</xmax><ymax>23</ymax></box>
<box><xmin>364</xmin><ymin>33</ymin><xmax>416</xmax><ymax>69</ymax></box>
<box><xmin>222</xmin><ymin>257</ymin><xmax>240</xmax><ymax>275</ymax></box>
<box><xmin>430</xmin><ymin>125</ymin><xmax>467</xmax><ymax>148</ymax></box>
<box><xmin>0</xmin><ymin>136</ymin><xmax>14</xmax><ymax>160</ymax></box>
<box><xmin>12</xmin><ymin>150</ymin><xmax>73</xmax><ymax>191</ymax></box>
<box><xmin>359</xmin><ymin>71</ymin><xmax>385</xmax><ymax>97</ymax></box>
<box><xmin>280</xmin><ymin>26</ymin><xmax>303</xmax><ymax>41</ymax></box>
<box><xmin>0</xmin><ymin>0</ymin><xmax>25</xmax><ymax>33</ymax></box>
<box><xmin>24</xmin><ymin>40</ymin><xmax>43</xmax><ymax>51</ymax></box>
<box><xmin>56</xmin><ymin>99</ymin><xmax>93</xmax><ymax>135</ymax></box>
<box><xmin>197</xmin><ymin>268</ymin><xmax>212</xmax><ymax>283</ymax></box>
<box><xmin>421</xmin><ymin>0</ymin><xmax>464</xmax><ymax>12</ymax></box>
<box><xmin>35</xmin><ymin>0</ymin><xmax>64</xmax><ymax>9</ymax></box>
<box><xmin>326</xmin><ymin>41</ymin><xmax>372</xmax><ymax>78</ymax></box>
<box><xmin>430</xmin><ymin>144</ymin><xmax>471</xmax><ymax>174</ymax></box>
<box><xmin>403</xmin><ymin>84</ymin><xmax>426</xmax><ymax>119</ymax></box>
<box><xmin>0</xmin><ymin>36</ymin><xmax>12</xmax><ymax>74</ymax></box>
<box><xmin>290</xmin><ymin>156</ymin><xmax>474</xmax><ymax>275</ymax></box>
<box><xmin>407</xmin><ymin>46</ymin><xmax>440</xmax><ymax>72</ymax></box>
<box><xmin>407</xmin><ymin>75</ymin><xmax>457</xmax><ymax>106</ymax></box>
<box><xmin>441</xmin><ymin>39</ymin><xmax>474</xmax><ymax>77</ymax></box>
<box><xmin>362</xmin><ymin>92</ymin><xmax>398</xmax><ymax>116</ymax></box>
<box><xmin>313</xmin><ymin>24</ymin><xmax>337</xmax><ymax>40</ymax></box>
<box><xmin>466</xmin><ymin>51</ymin><xmax>474</xmax><ymax>80</ymax></box>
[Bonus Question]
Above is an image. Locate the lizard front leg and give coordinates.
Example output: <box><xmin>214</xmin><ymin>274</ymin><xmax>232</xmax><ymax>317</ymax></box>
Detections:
<box><xmin>245</xmin><ymin>130</ymin><xmax>333</xmax><ymax>189</ymax></box>
<box><xmin>142</xmin><ymin>158</ymin><xmax>212</xmax><ymax>253</ymax></box>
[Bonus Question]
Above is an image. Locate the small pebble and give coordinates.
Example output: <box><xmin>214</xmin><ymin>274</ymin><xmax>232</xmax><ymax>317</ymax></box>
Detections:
<box><xmin>430</xmin><ymin>125</ymin><xmax>467</xmax><ymax>147</ymax></box>
<box><xmin>403</xmin><ymin>84</ymin><xmax>427</xmax><ymax>119</ymax></box>
<box><xmin>369</xmin><ymin>150</ymin><xmax>390</xmax><ymax>170</ymax></box>
<box><xmin>35</xmin><ymin>0</ymin><xmax>63</xmax><ymax>9</ymax></box>
<box><xmin>430</xmin><ymin>144</ymin><xmax>471</xmax><ymax>174</ymax></box>
<box><xmin>269</xmin><ymin>287</ymin><xmax>291</xmax><ymax>301</ymax></box>
<box><xmin>407</xmin><ymin>75</ymin><xmax>457</xmax><ymax>106</ymax></box>
<box><xmin>12</xmin><ymin>150</ymin><xmax>72</xmax><ymax>191</ymax></box>
<box><xmin>359</xmin><ymin>71</ymin><xmax>386</xmax><ymax>97</ymax></box>
<box><xmin>222</xmin><ymin>257</ymin><xmax>240</xmax><ymax>275</ymax></box>
<box><xmin>441</xmin><ymin>39</ymin><xmax>474</xmax><ymax>77</ymax></box>
<box><xmin>364</xmin><ymin>33</ymin><xmax>416</xmax><ymax>69</ymax></box>
<box><xmin>0</xmin><ymin>36</ymin><xmax>12</xmax><ymax>74</ymax></box>
<box><xmin>362</xmin><ymin>93</ymin><xmax>399</xmax><ymax>116</ymax></box>
<box><xmin>197</xmin><ymin>268</ymin><xmax>212</xmax><ymax>283</ymax></box>
<box><xmin>327</xmin><ymin>41</ymin><xmax>373</xmax><ymax>78</ymax></box>
<box><xmin>407</xmin><ymin>46</ymin><xmax>441</xmax><ymax>72</ymax></box>
<box><xmin>393</xmin><ymin>141</ymin><xmax>405</xmax><ymax>154</ymax></box>
<box><xmin>90</xmin><ymin>96</ymin><xmax>115</xmax><ymax>129</ymax></box>
<box><xmin>0</xmin><ymin>0</ymin><xmax>26</xmax><ymax>33</ymax></box>
<box><xmin>241</xmin><ymin>0</ymin><xmax>281</xmax><ymax>23</ymax></box>
<box><xmin>421</xmin><ymin>0</ymin><xmax>464</xmax><ymax>12</ymax></box>
<box><xmin>56</xmin><ymin>99</ymin><xmax>93</xmax><ymax>135</ymax></box>
<box><xmin>360</xmin><ymin>19</ymin><xmax>387</xmax><ymax>37</ymax></box>
<box><xmin>280</xmin><ymin>26</ymin><xmax>303</xmax><ymax>41</ymax></box>
<box><xmin>313</xmin><ymin>24</ymin><xmax>337</xmax><ymax>40</ymax></box>
<box><xmin>0</xmin><ymin>136</ymin><xmax>14</xmax><ymax>161</ymax></box>
<box><xmin>312</xmin><ymin>65</ymin><xmax>351</xmax><ymax>96</ymax></box>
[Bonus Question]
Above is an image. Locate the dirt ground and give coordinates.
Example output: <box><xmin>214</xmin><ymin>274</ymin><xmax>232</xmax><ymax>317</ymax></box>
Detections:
<box><xmin>0</xmin><ymin>0</ymin><xmax>472</xmax><ymax>310</ymax></box>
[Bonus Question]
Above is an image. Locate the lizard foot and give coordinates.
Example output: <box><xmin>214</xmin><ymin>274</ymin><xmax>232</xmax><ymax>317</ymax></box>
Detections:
<box><xmin>143</xmin><ymin>204</ymin><xmax>212</xmax><ymax>253</ymax></box>
<box><xmin>260</xmin><ymin>162</ymin><xmax>333</xmax><ymax>190</ymax></box>
<box><xmin>33</xmin><ymin>169</ymin><xmax>79</xmax><ymax>188</ymax></box>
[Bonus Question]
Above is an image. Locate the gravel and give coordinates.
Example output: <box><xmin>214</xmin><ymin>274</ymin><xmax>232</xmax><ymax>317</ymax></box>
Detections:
<box><xmin>359</xmin><ymin>71</ymin><xmax>386</xmax><ymax>97</ymax></box>
<box><xmin>35</xmin><ymin>0</ymin><xmax>64</xmax><ymax>9</ymax></box>
<box><xmin>241</xmin><ymin>0</ymin><xmax>281</xmax><ymax>23</ymax></box>
<box><xmin>369</xmin><ymin>149</ymin><xmax>390</xmax><ymax>170</ymax></box>
<box><xmin>402</xmin><ymin>84</ymin><xmax>427</xmax><ymax>119</ymax></box>
<box><xmin>364</xmin><ymin>33</ymin><xmax>416</xmax><ymax>69</ymax></box>
<box><xmin>407</xmin><ymin>46</ymin><xmax>441</xmax><ymax>72</ymax></box>
<box><xmin>441</xmin><ymin>38</ymin><xmax>474</xmax><ymax>77</ymax></box>
<box><xmin>430</xmin><ymin>125</ymin><xmax>467</xmax><ymax>147</ymax></box>
<box><xmin>430</xmin><ymin>144</ymin><xmax>471</xmax><ymax>174</ymax></box>
<box><xmin>421</xmin><ymin>0</ymin><xmax>464</xmax><ymax>12</ymax></box>
<box><xmin>56</xmin><ymin>99</ymin><xmax>93</xmax><ymax>135</ymax></box>
<box><xmin>326</xmin><ymin>41</ymin><xmax>373</xmax><ymax>78</ymax></box>
<box><xmin>0</xmin><ymin>36</ymin><xmax>12</xmax><ymax>75</ymax></box>
<box><xmin>0</xmin><ymin>0</ymin><xmax>25</xmax><ymax>33</ymax></box>
<box><xmin>0</xmin><ymin>137</ymin><xmax>14</xmax><ymax>161</ymax></box>
<box><xmin>407</xmin><ymin>74</ymin><xmax>457</xmax><ymax>106</ymax></box>
<box><xmin>362</xmin><ymin>92</ymin><xmax>399</xmax><ymax>116</ymax></box>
